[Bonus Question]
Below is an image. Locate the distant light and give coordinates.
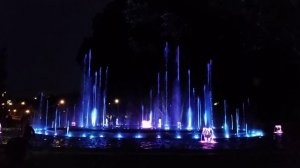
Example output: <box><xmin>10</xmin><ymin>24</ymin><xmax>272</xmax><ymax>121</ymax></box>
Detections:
<box><xmin>193</xmin><ymin>134</ymin><xmax>200</xmax><ymax>139</ymax></box>
<box><xmin>21</xmin><ymin>101</ymin><xmax>26</xmax><ymax>105</ymax></box>
<box><xmin>134</xmin><ymin>134</ymin><xmax>143</xmax><ymax>139</ymax></box>
<box><xmin>141</xmin><ymin>120</ymin><xmax>152</xmax><ymax>129</ymax></box>
<box><xmin>25</xmin><ymin>109</ymin><xmax>30</xmax><ymax>114</ymax></box>
<box><xmin>71</xmin><ymin>122</ymin><xmax>76</xmax><ymax>127</ymax></box>
<box><xmin>99</xmin><ymin>134</ymin><xmax>104</xmax><ymax>138</ymax></box>
<box><xmin>1</xmin><ymin>103</ymin><xmax>5</xmax><ymax>106</ymax></box>
<box><xmin>59</xmin><ymin>99</ymin><xmax>65</xmax><ymax>105</ymax></box>
<box><xmin>213</xmin><ymin>102</ymin><xmax>219</xmax><ymax>106</ymax></box>
<box><xmin>34</xmin><ymin>97</ymin><xmax>37</xmax><ymax>100</ymax></box>
<box><xmin>274</xmin><ymin>125</ymin><xmax>283</xmax><ymax>134</ymax></box>
<box><xmin>175</xmin><ymin>134</ymin><xmax>182</xmax><ymax>139</ymax></box>
<box><xmin>89</xmin><ymin>135</ymin><xmax>95</xmax><ymax>139</ymax></box>
<box><xmin>116</xmin><ymin>133</ymin><xmax>123</xmax><ymax>139</ymax></box>
<box><xmin>114</xmin><ymin>99</ymin><xmax>119</xmax><ymax>104</ymax></box>
<box><xmin>13</xmin><ymin>109</ymin><xmax>17</xmax><ymax>113</ymax></box>
<box><xmin>7</xmin><ymin>100</ymin><xmax>12</xmax><ymax>106</ymax></box>
<box><xmin>156</xmin><ymin>134</ymin><xmax>161</xmax><ymax>139</ymax></box>
<box><xmin>81</xmin><ymin>133</ymin><xmax>87</xmax><ymax>137</ymax></box>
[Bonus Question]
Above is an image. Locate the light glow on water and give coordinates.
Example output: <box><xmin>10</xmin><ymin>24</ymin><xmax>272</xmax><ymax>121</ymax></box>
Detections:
<box><xmin>175</xmin><ymin>134</ymin><xmax>182</xmax><ymax>139</ymax></box>
<box><xmin>193</xmin><ymin>134</ymin><xmax>200</xmax><ymax>139</ymax></box>
<box><xmin>116</xmin><ymin>133</ymin><xmax>123</xmax><ymax>139</ymax></box>
<box><xmin>134</xmin><ymin>134</ymin><xmax>143</xmax><ymax>139</ymax></box>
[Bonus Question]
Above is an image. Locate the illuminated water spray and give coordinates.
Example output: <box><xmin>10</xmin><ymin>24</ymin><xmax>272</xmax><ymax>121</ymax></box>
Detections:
<box><xmin>164</xmin><ymin>42</ymin><xmax>169</xmax><ymax>130</ymax></box>
<box><xmin>197</xmin><ymin>97</ymin><xmax>201</xmax><ymax>130</ymax></box>
<box><xmin>172</xmin><ymin>46</ymin><xmax>181</xmax><ymax>127</ymax></box>
<box><xmin>236</xmin><ymin>108</ymin><xmax>239</xmax><ymax>135</ymax></box>
<box><xmin>224</xmin><ymin>100</ymin><xmax>229</xmax><ymax>138</ymax></box>
<box><xmin>187</xmin><ymin>70</ymin><xmax>193</xmax><ymax>130</ymax></box>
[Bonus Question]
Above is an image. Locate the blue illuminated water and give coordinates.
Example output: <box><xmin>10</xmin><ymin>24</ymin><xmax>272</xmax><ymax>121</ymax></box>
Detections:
<box><xmin>31</xmin><ymin>43</ymin><xmax>264</xmax><ymax>142</ymax></box>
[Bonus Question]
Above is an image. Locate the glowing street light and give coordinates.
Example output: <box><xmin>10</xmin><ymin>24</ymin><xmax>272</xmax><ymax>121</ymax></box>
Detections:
<box><xmin>21</xmin><ymin>101</ymin><xmax>26</xmax><ymax>105</ymax></box>
<box><xmin>7</xmin><ymin>100</ymin><xmax>12</xmax><ymax>106</ymax></box>
<box><xmin>114</xmin><ymin>99</ymin><xmax>119</xmax><ymax>104</ymax></box>
<box><xmin>25</xmin><ymin>109</ymin><xmax>30</xmax><ymax>114</ymax></box>
<box><xmin>59</xmin><ymin>99</ymin><xmax>65</xmax><ymax>105</ymax></box>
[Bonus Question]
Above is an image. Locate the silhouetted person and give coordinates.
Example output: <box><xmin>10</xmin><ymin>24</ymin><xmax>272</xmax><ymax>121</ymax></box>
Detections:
<box><xmin>22</xmin><ymin>123</ymin><xmax>35</xmax><ymax>142</ymax></box>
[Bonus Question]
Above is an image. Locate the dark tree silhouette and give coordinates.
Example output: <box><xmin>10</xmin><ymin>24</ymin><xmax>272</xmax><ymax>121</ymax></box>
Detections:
<box><xmin>77</xmin><ymin>0</ymin><xmax>300</xmax><ymax>123</ymax></box>
<box><xmin>0</xmin><ymin>47</ymin><xmax>6</xmax><ymax>91</ymax></box>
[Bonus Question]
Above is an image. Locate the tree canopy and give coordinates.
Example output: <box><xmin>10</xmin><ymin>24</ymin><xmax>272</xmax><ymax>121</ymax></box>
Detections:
<box><xmin>77</xmin><ymin>0</ymin><xmax>300</xmax><ymax>122</ymax></box>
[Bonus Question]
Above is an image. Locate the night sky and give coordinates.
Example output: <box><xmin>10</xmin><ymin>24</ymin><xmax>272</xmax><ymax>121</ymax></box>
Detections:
<box><xmin>0</xmin><ymin>0</ymin><xmax>111</xmax><ymax>97</ymax></box>
<box><xmin>1</xmin><ymin>0</ymin><xmax>300</xmax><ymax>124</ymax></box>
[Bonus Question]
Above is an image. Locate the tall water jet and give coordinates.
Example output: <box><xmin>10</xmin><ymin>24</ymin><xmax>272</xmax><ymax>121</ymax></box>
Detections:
<box><xmin>236</xmin><ymin>108</ymin><xmax>239</xmax><ymax>135</ymax></box>
<box><xmin>141</xmin><ymin>103</ymin><xmax>144</xmax><ymax>122</ymax></box>
<box><xmin>91</xmin><ymin>71</ymin><xmax>98</xmax><ymax>127</ymax></box>
<box><xmin>164</xmin><ymin>72</ymin><xmax>169</xmax><ymax>129</ymax></box>
<box><xmin>153</xmin><ymin>73</ymin><xmax>160</xmax><ymax>128</ymax></box>
<box><xmin>45</xmin><ymin>99</ymin><xmax>49</xmax><ymax>129</ymax></box>
<box><xmin>54</xmin><ymin>107</ymin><xmax>58</xmax><ymax>135</ymax></box>
<box><xmin>187</xmin><ymin>70</ymin><xmax>193</xmax><ymax>130</ymax></box>
<box><xmin>91</xmin><ymin>108</ymin><xmax>97</xmax><ymax>127</ymax></box>
<box><xmin>58</xmin><ymin>110</ymin><xmax>61</xmax><ymax>128</ymax></box>
<box><xmin>102</xmin><ymin>67</ymin><xmax>108</xmax><ymax>127</ymax></box>
<box><xmin>86</xmin><ymin>50</ymin><xmax>92</xmax><ymax>127</ymax></box>
<box><xmin>224</xmin><ymin>100</ymin><xmax>229</xmax><ymax>138</ymax></box>
<box><xmin>164</xmin><ymin>42</ymin><xmax>169</xmax><ymax>130</ymax></box>
<box><xmin>172</xmin><ymin>46</ymin><xmax>181</xmax><ymax>127</ymax></box>
<box><xmin>197</xmin><ymin>97</ymin><xmax>201</xmax><ymax>130</ymax></box>
<box><xmin>33</xmin><ymin>92</ymin><xmax>44</xmax><ymax>128</ymax></box>
<box><xmin>231</xmin><ymin>114</ymin><xmax>234</xmax><ymax>130</ymax></box>
<box><xmin>80</xmin><ymin>52</ymin><xmax>90</xmax><ymax>127</ymax></box>
<box><xmin>72</xmin><ymin>104</ymin><xmax>76</xmax><ymax>125</ymax></box>
<box><xmin>97</xmin><ymin>68</ymin><xmax>102</xmax><ymax>126</ymax></box>
<box><xmin>207</xmin><ymin>60</ymin><xmax>214</xmax><ymax>127</ymax></box>
<box><xmin>242</xmin><ymin>102</ymin><xmax>246</xmax><ymax>131</ymax></box>
<box><xmin>149</xmin><ymin>90</ymin><xmax>153</xmax><ymax>126</ymax></box>
<box><xmin>77</xmin><ymin>49</ymin><xmax>108</xmax><ymax>128</ymax></box>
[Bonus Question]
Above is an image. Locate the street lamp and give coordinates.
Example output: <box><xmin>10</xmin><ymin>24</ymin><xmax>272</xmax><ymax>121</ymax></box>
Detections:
<box><xmin>25</xmin><ymin>109</ymin><xmax>30</xmax><ymax>114</ymax></box>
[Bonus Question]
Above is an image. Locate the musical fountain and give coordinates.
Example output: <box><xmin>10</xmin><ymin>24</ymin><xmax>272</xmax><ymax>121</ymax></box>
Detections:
<box><xmin>31</xmin><ymin>43</ymin><xmax>264</xmax><ymax>148</ymax></box>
